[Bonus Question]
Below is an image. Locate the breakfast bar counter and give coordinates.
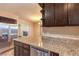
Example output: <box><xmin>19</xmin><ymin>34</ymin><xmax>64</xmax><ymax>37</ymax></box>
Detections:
<box><xmin>14</xmin><ymin>36</ymin><xmax>79</xmax><ymax>56</ymax></box>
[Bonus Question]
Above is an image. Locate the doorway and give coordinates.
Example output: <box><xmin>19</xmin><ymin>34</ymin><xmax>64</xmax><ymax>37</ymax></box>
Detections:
<box><xmin>0</xmin><ymin>22</ymin><xmax>18</xmax><ymax>54</ymax></box>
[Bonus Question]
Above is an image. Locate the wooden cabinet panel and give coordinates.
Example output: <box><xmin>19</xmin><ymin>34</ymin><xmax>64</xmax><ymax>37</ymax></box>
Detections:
<box><xmin>19</xmin><ymin>46</ymin><xmax>24</xmax><ymax>56</ymax></box>
<box><xmin>23</xmin><ymin>48</ymin><xmax>30</xmax><ymax>56</ymax></box>
<box><xmin>39</xmin><ymin>3</ymin><xmax>44</xmax><ymax>9</ymax></box>
<box><xmin>14</xmin><ymin>46</ymin><xmax>20</xmax><ymax>56</ymax></box>
<box><xmin>0</xmin><ymin>16</ymin><xmax>17</xmax><ymax>24</ymax></box>
<box><xmin>23</xmin><ymin>43</ymin><xmax>30</xmax><ymax>49</ymax></box>
<box><xmin>54</xmin><ymin>3</ymin><xmax>68</xmax><ymax>26</ymax></box>
<box><xmin>68</xmin><ymin>3</ymin><xmax>79</xmax><ymax>25</ymax></box>
<box><xmin>23</xmin><ymin>43</ymin><xmax>30</xmax><ymax>56</ymax></box>
<box><xmin>41</xmin><ymin>3</ymin><xmax>68</xmax><ymax>27</ymax></box>
<box><xmin>50</xmin><ymin>51</ymin><xmax>59</xmax><ymax>56</ymax></box>
<box><xmin>14</xmin><ymin>41</ymin><xmax>30</xmax><ymax>56</ymax></box>
<box><xmin>14</xmin><ymin>41</ymin><xmax>23</xmax><ymax>46</ymax></box>
<box><xmin>44</xmin><ymin>3</ymin><xmax>55</xmax><ymax>27</ymax></box>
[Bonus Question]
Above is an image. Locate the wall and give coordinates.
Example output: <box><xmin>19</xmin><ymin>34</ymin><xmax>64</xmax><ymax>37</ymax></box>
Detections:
<box><xmin>18</xmin><ymin>18</ymin><xmax>34</xmax><ymax>39</ymax></box>
<box><xmin>18</xmin><ymin>19</ymin><xmax>42</xmax><ymax>40</ymax></box>
<box><xmin>43</xmin><ymin>27</ymin><xmax>79</xmax><ymax>36</ymax></box>
<box><xmin>0</xmin><ymin>11</ymin><xmax>17</xmax><ymax>19</ymax></box>
<box><xmin>33</xmin><ymin>22</ymin><xmax>41</xmax><ymax>39</ymax></box>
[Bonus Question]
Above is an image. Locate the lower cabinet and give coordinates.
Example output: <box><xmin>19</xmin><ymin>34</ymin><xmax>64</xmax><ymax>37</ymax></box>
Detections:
<box><xmin>14</xmin><ymin>41</ymin><xmax>30</xmax><ymax>56</ymax></box>
<box><xmin>50</xmin><ymin>51</ymin><xmax>59</xmax><ymax>56</ymax></box>
<box><xmin>23</xmin><ymin>48</ymin><xmax>30</xmax><ymax>56</ymax></box>
<box><xmin>14</xmin><ymin>41</ymin><xmax>59</xmax><ymax>56</ymax></box>
<box><xmin>14</xmin><ymin>45</ymin><xmax>20</xmax><ymax>56</ymax></box>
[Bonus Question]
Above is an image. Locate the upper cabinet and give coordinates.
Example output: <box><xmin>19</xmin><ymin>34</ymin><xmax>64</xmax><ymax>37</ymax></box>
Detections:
<box><xmin>68</xmin><ymin>4</ymin><xmax>79</xmax><ymax>26</ymax></box>
<box><xmin>39</xmin><ymin>3</ymin><xmax>79</xmax><ymax>27</ymax></box>
<box><xmin>44</xmin><ymin>3</ymin><xmax>55</xmax><ymax>27</ymax></box>
<box><xmin>54</xmin><ymin>3</ymin><xmax>68</xmax><ymax>26</ymax></box>
<box><xmin>0</xmin><ymin>16</ymin><xmax>17</xmax><ymax>24</ymax></box>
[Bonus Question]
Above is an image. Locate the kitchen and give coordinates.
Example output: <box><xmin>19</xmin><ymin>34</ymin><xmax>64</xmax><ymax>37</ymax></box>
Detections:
<box><xmin>0</xmin><ymin>3</ymin><xmax>79</xmax><ymax>56</ymax></box>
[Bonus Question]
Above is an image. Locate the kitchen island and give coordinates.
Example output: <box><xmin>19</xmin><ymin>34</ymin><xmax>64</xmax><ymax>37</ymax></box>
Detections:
<box><xmin>14</xmin><ymin>36</ymin><xmax>79</xmax><ymax>56</ymax></box>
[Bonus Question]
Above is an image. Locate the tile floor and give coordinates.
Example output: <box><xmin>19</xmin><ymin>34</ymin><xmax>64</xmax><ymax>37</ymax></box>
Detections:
<box><xmin>0</xmin><ymin>49</ymin><xmax>14</xmax><ymax>56</ymax></box>
<box><xmin>0</xmin><ymin>40</ymin><xmax>14</xmax><ymax>56</ymax></box>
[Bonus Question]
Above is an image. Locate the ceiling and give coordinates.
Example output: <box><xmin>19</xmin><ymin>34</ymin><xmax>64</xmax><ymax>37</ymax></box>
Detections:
<box><xmin>0</xmin><ymin>3</ymin><xmax>42</xmax><ymax>22</ymax></box>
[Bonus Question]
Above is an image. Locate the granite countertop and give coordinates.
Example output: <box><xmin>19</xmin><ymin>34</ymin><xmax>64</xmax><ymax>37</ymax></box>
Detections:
<box><xmin>14</xmin><ymin>36</ymin><xmax>79</xmax><ymax>56</ymax></box>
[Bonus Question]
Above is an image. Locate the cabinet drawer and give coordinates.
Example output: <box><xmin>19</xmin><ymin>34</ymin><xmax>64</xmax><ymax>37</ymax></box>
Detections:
<box><xmin>14</xmin><ymin>41</ymin><xmax>23</xmax><ymax>46</ymax></box>
<box><xmin>23</xmin><ymin>43</ymin><xmax>30</xmax><ymax>49</ymax></box>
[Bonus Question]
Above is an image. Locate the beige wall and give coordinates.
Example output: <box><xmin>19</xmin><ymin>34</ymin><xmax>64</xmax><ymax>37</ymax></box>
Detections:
<box><xmin>0</xmin><ymin>11</ymin><xmax>17</xmax><ymax>19</ymax></box>
<box><xmin>18</xmin><ymin>19</ymin><xmax>42</xmax><ymax>40</ymax></box>
<box><xmin>18</xmin><ymin>19</ymin><xmax>34</xmax><ymax>39</ymax></box>
<box><xmin>33</xmin><ymin>22</ymin><xmax>41</xmax><ymax>38</ymax></box>
<box><xmin>43</xmin><ymin>27</ymin><xmax>79</xmax><ymax>36</ymax></box>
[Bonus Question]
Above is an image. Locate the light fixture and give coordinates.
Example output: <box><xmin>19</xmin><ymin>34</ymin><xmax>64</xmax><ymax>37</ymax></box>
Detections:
<box><xmin>38</xmin><ymin>20</ymin><xmax>42</xmax><ymax>25</ymax></box>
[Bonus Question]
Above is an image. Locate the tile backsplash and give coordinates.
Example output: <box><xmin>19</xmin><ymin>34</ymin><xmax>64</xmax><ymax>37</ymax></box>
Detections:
<box><xmin>43</xmin><ymin>26</ymin><xmax>79</xmax><ymax>36</ymax></box>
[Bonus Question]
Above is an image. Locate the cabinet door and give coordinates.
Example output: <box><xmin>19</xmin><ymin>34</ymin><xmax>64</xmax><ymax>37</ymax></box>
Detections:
<box><xmin>55</xmin><ymin>3</ymin><xmax>68</xmax><ymax>26</ymax></box>
<box><xmin>14</xmin><ymin>46</ymin><xmax>23</xmax><ymax>56</ymax></box>
<box><xmin>23</xmin><ymin>44</ymin><xmax>30</xmax><ymax>56</ymax></box>
<box><xmin>19</xmin><ymin>47</ymin><xmax>24</xmax><ymax>56</ymax></box>
<box><xmin>14</xmin><ymin>45</ymin><xmax>20</xmax><ymax>56</ymax></box>
<box><xmin>23</xmin><ymin>49</ymin><xmax>30</xmax><ymax>56</ymax></box>
<box><xmin>44</xmin><ymin>3</ymin><xmax>55</xmax><ymax>27</ymax></box>
<box><xmin>68</xmin><ymin>3</ymin><xmax>79</xmax><ymax>25</ymax></box>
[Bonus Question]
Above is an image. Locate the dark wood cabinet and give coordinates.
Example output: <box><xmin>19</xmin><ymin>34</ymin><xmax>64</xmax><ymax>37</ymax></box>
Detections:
<box><xmin>23</xmin><ymin>48</ymin><xmax>30</xmax><ymax>56</ymax></box>
<box><xmin>14</xmin><ymin>45</ymin><xmax>20</xmax><ymax>56</ymax></box>
<box><xmin>23</xmin><ymin>44</ymin><xmax>30</xmax><ymax>56</ymax></box>
<box><xmin>0</xmin><ymin>16</ymin><xmax>17</xmax><ymax>24</ymax></box>
<box><xmin>54</xmin><ymin>3</ymin><xmax>68</xmax><ymax>26</ymax></box>
<box><xmin>14</xmin><ymin>41</ymin><xmax>30</xmax><ymax>56</ymax></box>
<box><xmin>50</xmin><ymin>51</ymin><xmax>59</xmax><ymax>56</ymax></box>
<box><xmin>19</xmin><ymin>46</ymin><xmax>24</xmax><ymax>56</ymax></box>
<box><xmin>44</xmin><ymin>3</ymin><xmax>55</xmax><ymax>27</ymax></box>
<box><xmin>39</xmin><ymin>3</ymin><xmax>79</xmax><ymax>27</ymax></box>
<box><xmin>68</xmin><ymin>3</ymin><xmax>79</xmax><ymax>25</ymax></box>
<box><xmin>40</xmin><ymin>3</ymin><xmax>68</xmax><ymax>27</ymax></box>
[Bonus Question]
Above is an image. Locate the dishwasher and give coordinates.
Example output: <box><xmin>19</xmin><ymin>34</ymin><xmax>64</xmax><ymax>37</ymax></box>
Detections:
<box><xmin>30</xmin><ymin>46</ymin><xmax>49</xmax><ymax>56</ymax></box>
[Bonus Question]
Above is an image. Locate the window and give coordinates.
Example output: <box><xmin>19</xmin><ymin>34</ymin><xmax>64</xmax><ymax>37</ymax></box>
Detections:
<box><xmin>0</xmin><ymin>23</ymin><xmax>18</xmax><ymax>40</ymax></box>
<box><xmin>21</xmin><ymin>24</ymin><xmax>29</xmax><ymax>37</ymax></box>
